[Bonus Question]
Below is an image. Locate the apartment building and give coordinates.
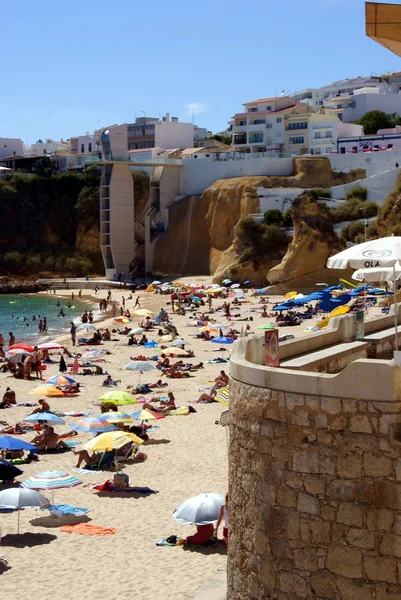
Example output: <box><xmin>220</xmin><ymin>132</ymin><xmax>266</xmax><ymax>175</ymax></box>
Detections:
<box><xmin>292</xmin><ymin>76</ymin><xmax>380</xmax><ymax>109</ymax></box>
<box><xmin>231</xmin><ymin>96</ymin><xmax>301</xmax><ymax>153</ymax></box>
<box><xmin>28</xmin><ymin>139</ymin><xmax>70</xmax><ymax>156</ymax></box>
<box><xmin>128</xmin><ymin>114</ymin><xmax>195</xmax><ymax>151</ymax></box>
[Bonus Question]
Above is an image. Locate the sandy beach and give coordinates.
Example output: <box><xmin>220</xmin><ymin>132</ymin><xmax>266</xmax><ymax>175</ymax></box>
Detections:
<box><xmin>0</xmin><ymin>278</ymin><xmax>383</xmax><ymax>600</ymax></box>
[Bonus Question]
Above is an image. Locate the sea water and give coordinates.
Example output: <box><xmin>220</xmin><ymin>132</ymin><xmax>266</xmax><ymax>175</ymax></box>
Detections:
<box><xmin>0</xmin><ymin>294</ymin><xmax>92</xmax><ymax>344</ymax></box>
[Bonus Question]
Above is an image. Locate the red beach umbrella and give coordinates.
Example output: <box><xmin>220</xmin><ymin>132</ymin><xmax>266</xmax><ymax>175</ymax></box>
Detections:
<box><xmin>9</xmin><ymin>343</ymin><xmax>34</xmax><ymax>353</ymax></box>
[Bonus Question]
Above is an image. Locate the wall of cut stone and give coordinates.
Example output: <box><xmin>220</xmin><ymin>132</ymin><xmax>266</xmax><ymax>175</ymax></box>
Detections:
<box><xmin>228</xmin><ymin>378</ymin><xmax>401</xmax><ymax>599</ymax></box>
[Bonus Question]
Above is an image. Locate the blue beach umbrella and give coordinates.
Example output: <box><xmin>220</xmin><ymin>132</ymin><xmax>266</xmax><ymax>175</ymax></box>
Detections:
<box><xmin>24</xmin><ymin>413</ymin><xmax>65</xmax><ymax>426</ymax></box>
<box><xmin>0</xmin><ymin>436</ymin><xmax>38</xmax><ymax>452</ymax></box>
<box><xmin>71</xmin><ymin>418</ymin><xmax>117</xmax><ymax>433</ymax></box>
<box><xmin>212</xmin><ymin>336</ymin><xmax>234</xmax><ymax>345</ymax></box>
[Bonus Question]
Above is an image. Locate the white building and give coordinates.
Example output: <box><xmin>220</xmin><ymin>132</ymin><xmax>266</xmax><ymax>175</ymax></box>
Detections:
<box><xmin>340</xmin><ymin>86</ymin><xmax>401</xmax><ymax>122</ymax></box>
<box><xmin>291</xmin><ymin>75</ymin><xmax>381</xmax><ymax>109</ymax></box>
<box><xmin>0</xmin><ymin>137</ymin><xmax>24</xmax><ymax>158</ymax></box>
<box><xmin>127</xmin><ymin>114</ymin><xmax>196</xmax><ymax>151</ymax></box>
<box><xmin>29</xmin><ymin>139</ymin><xmax>70</xmax><ymax>156</ymax></box>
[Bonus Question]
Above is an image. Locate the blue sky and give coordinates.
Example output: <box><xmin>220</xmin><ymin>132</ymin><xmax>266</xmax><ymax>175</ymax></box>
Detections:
<box><xmin>1</xmin><ymin>0</ymin><xmax>400</xmax><ymax>142</ymax></box>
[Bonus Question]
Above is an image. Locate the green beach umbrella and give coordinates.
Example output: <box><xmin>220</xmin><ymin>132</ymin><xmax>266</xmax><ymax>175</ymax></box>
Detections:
<box><xmin>257</xmin><ymin>324</ymin><xmax>276</xmax><ymax>330</ymax></box>
<box><xmin>98</xmin><ymin>390</ymin><xmax>138</xmax><ymax>405</ymax></box>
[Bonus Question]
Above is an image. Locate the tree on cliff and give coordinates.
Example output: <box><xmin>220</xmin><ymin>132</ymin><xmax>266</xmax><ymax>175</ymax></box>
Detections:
<box><xmin>355</xmin><ymin>110</ymin><xmax>401</xmax><ymax>134</ymax></box>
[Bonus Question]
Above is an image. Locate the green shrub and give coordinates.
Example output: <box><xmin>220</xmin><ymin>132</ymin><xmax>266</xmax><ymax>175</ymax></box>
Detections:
<box><xmin>345</xmin><ymin>186</ymin><xmax>367</xmax><ymax>201</ymax></box>
<box><xmin>263</xmin><ymin>209</ymin><xmax>284</xmax><ymax>226</ymax></box>
<box><xmin>329</xmin><ymin>200</ymin><xmax>378</xmax><ymax>223</ymax></box>
<box><xmin>65</xmin><ymin>257</ymin><xmax>92</xmax><ymax>276</ymax></box>
<box><xmin>1</xmin><ymin>251</ymin><xmax>25</xmax><ymax>270</ymax></box>
<box><xmin>309</xmin><ymin>188</ymin><xmax>331</xmax><ymax>200</ymax></box>
<box><xmin>340</xmin><ymin>221</ymin><xmax>366</xmax><ymax>242</ymax></box>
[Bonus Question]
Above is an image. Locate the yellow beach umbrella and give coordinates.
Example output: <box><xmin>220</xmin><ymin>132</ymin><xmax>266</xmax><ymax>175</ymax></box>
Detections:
<box><xmin>166</xmin><ymin>347</ymin><xmax>190</xmax><ymax>356</ymax></box>
<box><xmin>81</xmin><ymin>431</ymin><xmax>143</xmax><ymax>452</ymax></box>
<box><xmin>329</xmin><ymin>305</ymin><xmax>350</xmax><ymax>318</ymax></box>
<box><xmin>29</xmin><ymin>386</ymin><xmax>65</xmax><ymax>397</ymax></box>
<box><xmin>133</xmin><ymin>309</ymin><xmax>155</xmax><ymax>318</ymax></box>
<box><xmin>285</xmin><ymin>291</ymin><xmax>298</xmax><ymax>300</ymax></box>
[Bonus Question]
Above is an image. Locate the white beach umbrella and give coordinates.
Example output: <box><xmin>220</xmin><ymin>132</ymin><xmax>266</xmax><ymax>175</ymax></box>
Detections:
<box><xmin>0</xmin><ymin>487</ymin><xmax>50</xmax><ymax>533</ymax></box>
<box><xmin>173</xmin><ymin>493</ymin><xmax>225</xmax><ymax>525</ymax></box>
<box><xmin>327</xmin><ymin>236</ymin><xmax>401</xmax><ymax>348</ymax></box>
<box><xmin>352</xmin><ymin>262</ymin><xmax>401</xmax><ymax>283</ymax></box>
<box><xmin>77</xmin><ymin>323</ymin><xmax>97</xmax><ymax>332</ymax></box>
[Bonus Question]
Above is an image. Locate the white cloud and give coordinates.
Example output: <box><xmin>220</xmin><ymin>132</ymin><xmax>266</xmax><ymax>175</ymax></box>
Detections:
<box><xmin>185</xmin><ymin>102</ymin><xmax>210</xmax><ymax>117</ymax></box>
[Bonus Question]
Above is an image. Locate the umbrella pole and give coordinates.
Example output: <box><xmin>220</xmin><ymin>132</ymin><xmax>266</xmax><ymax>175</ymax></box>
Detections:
<box><xmin>363</xmin><ymin>276</ymin><xmax>366</xmax><ymax>337</ymax></box>
<box><xmin>394</xmin><ymin>264</ymin><xmax>398</xmax><ymax>351</ymax></box>
<box><xmin>17</xmin><ymin>509</ymin><xmax>20</xmax><ymax>534</ymax></box>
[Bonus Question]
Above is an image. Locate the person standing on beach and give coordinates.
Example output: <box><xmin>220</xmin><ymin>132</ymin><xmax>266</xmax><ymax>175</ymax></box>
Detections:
<box><xmin>32</xmin><ymin>347</ymin><xmax>43</xmax><ymax>380</ymax></box>
<box><xmin>8</xmin><ymin>332</ymin><xmax>15</xmax><ymax>347</ymax></box>
<box><xmin>43</xmin><ymin>318</ymin><xmax>48</xmax><ymax>333</ymax></box>
<box><xmin>134</xmin><ymin>296</ymin><xmax>140</xmax><ymax>309</ymax></box>
<box><xmin>70</xmin><ymin>321</ymin><xmax>77</xmax><ymax>346</ymax></box>
<box><xmin>0</xmin><ymin>333</ymin><xmax>4</xmax><ymax>356</ymax></box>
<box><xmin>122</xmin><ymin>297</ymin><xmax>125</xmax><ymax>309</ymax></box>
<box><xmin>112</xmin><ymin>302</ymin><xmax>117</xmax><ymax>317</ymax></box>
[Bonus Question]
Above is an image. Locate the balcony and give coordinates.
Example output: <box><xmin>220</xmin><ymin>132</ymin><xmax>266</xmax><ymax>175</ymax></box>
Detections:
<box><xmin>233</xmin><ymin>135</ymin><xmax>247</xmax><ymax>145</ymax></box>
<box><xmin>248</xmin><ymin>135</ymin><xmax>264</xmax><ymax>144</ymax></box>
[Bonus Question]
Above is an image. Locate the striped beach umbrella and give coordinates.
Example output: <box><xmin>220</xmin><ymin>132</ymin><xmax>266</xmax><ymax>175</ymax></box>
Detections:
<box><xmin>125</xmin><ymin>361</ymin><xmax>155</xmax><ymax>372</ymax></box>
<box><xmin>99</xmin><ymin>412</ymin><xmax>134</xmax><ymax>424</ymax></box>
<box><xmin>215</xmin><ymin>386</ymin><xmax>229</xmax><ymax>407</ymax></box>
<box><xmin>71</xmin><ymin>417</ymin><xmax>117</xmax><ymax>433</ymax></box>
<box><xmin>24</xmin><ymin>412</ymin><xmax>66</xmax><ymax>426</ymax></box>
<box><xmin>22</xmin><ymin>470</ymin><xmax>82</xmax><ymax>504</ymax></box>
<box><xmin>45</xmin><ymin>375</ymin><xmax>77</xmax><ymax>386</ymax></box>
<box><xmin>131</xmin><ymin>408</ymin><xmax>165</xmax><ymax>421</ymax></box>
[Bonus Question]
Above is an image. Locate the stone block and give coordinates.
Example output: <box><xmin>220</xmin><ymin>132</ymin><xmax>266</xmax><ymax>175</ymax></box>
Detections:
<box><xmin>277</xmin><ymin>486</ymin><xmax>297</xmax><ymax>509</ymax></box>
<box><xmin>293</xmin><ymin>449</ymin><xmax>319</xmax><ymax>474</ymax></box>
<box><xmin>327</xmin><ymin>480</ymin><xmax>354</xmax><ymax>502</ymax></box>
<box><xmin>347</xmin><ymin>527</ymin><xmax>375</xmax><ymax>550</ymax></box>
<box><xmin>395</xmin><ymin>459</ymin><xmax>401</xmax><ymax>482</ymax></box>
<box><xmin>310</xmin><ymin>572</ymin><xmax>337</xmax><ymax>598</ymax></box>
<box><xmin>367</xmin><ymin>509</ymin><xmax>395</xmax><ymax>532</ymax></box>
<box><xmin>300</xmin><ymin>517</ymin><xmax>331</xmax><ymax>544</ymax></box>
<box><xmin>279</xmin><ymin>571</ymin><xmax>308</xmax><ymax>598</ymax></box>
<box><xmin>316</xmin><ymin>431</ymin><xmax>333</xmax><ymax>445</ymax></box>
<box><xmin>337</xmin><ymin>453</ymin><xmax>362</xmax><ymax>478</ymax></box>
<box><xmin>329</xmin><ymin>415</ymin><xmax>347</xmax><ymax>431</ymax></box>
<box><xmin>319</xmin><ymin>455</ymin><xmax>336</xmax><ymax>476</ymax></box>
<box><xmin>297</xmin><ymin>492</ymin><xmax>319</xmax><ymax>515</ymax></box>
<box><xmin>364</xmin><ymin>453</ymin><xmax>393</xmax><ymax>477</ymax></box>
<box><xmin>266</xmin><ymin>464</ymin><xmax>284</xmax><ymax>485</ymax></box>
<box><xmin>392</xmin><ymin>515</ymin><xmax>401</xmax><ymax>535</ymax></box>
<box><xmin>343</xmin><ymin>399</ymin><xmax>358</xmax><ymax>413</ymax></box>
<box><xmin>364</xmin><ymin>555</ymin><xmax>398</xmax><ymax>584</ymax></box>
<box><xmin>320</xmin><ymin>504</ymin><xmax>336</xmax><ymax>522</ymax></box>
<box><xmin>354</xmin><ymin>481</ymin><xmax>375</xmax><ymax>505</ymax></box>
<box><xmin>350</xmin><ymin>415</ymin><xmax>372</xmax><ymax>433</ymax></box>
<box><xmin>337</xmin><ymin>502</ymin><xmax>363</xmax><ymax>527</ymax></box>
<box><xmin>373</xmin><ymin>401</ymin><xmax>401</xmax><ymax>413</ymax></box>
<box><xmin>270</xmin><ymin>537</ymin><xmax>289</xmax><ymax>559</ymax></box>
<box><xmin>261</xmin><ymin>506</ymin><xmax>282</xmax><ymax>536</ymax></box>
<box><xmin>305</xmin><ymin>395</ymin><xmax>320</xmax><ymax>410</ymax></box>
<box><xmin>283</xmin><ymin>510</ymin><xmax>300</xmax><ymax>539</ymax></box>
<box><xmin>293</xmin><ymin>547</ymin><xmax>318</xmax><ymax>571</ymax></box>
<box><xmin>290</xmin><ymin>410</ymin><xmax>310</xmax><ymax>427</ymax></box>
<box><xmin>285</xmin><ymin>393</ymin><xmax>305</xmax><ymax>410</ymax></box>
<box><xmin>260</xmin><ymin>422</ymin><xmax>274</xmax><ymax>437</ymax></box>
<box><xmin>260</xmin><ymin>556</ymin><xmax>277</xmax><ymax>588</ymax></box>
<box><xmin>321</xmin><ymin>397</ymin><xmax>342</xmax><ymax>414</ymax></box>
<box><xmin>304</xmin><ymin>475</ymin><xmax>325</xmax><ymax>496</ymax></box>
<box><xmin>326</xmin><ymin>546</ymin><xmax>363</xmax><ymax>579</ymax></box>
<box><xmin>375</xmin><ymin>583</ymin><xmax>401</xmax><ymax>600</ymax></box>
<box><xmin>285</xmin><ymin>472</ymin><xmax>303</xmax><ymax>489</ymax></box>
<box><xmin>256</xmin><ymin>482</ymin><xmax>276</xmax><ymax>506</ymax></box>
<box><xmin>335</xmin><ymin>577</ymin><xmax>375</xmax><ymax>600</ymax></box>
<box><xmin>314</xmin><ymin>413</ymin><xmax>328</xmax><ymax>429</ymax></box>
<box><xmin>380</xmin><ymin>533</ymin><xmax>401</xmax><ymax>558</ymax></box>
<box><xmin>376</xmin><ymin>481</ymin><xmax>401</xmax><ymax>510</ymax></box>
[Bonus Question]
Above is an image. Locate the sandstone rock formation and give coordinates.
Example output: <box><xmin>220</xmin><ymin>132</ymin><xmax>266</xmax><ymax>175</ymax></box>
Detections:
<box><xmin>375</xmin><ymin>172</ymin><xmax>401</xmax><ymax>236</ymax></box>
<box><xmin>152</xmin><ymin>157</ymin><xmax>363</xmax><ymax>282</ymax></box>
<box><xmin>267</xmin><ymin>193</ymin><xmax>344</xmax><ymax>284</ymax></box>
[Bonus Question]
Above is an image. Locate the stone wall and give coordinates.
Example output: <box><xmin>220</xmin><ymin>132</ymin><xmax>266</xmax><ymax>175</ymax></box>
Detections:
<box><xmin>228</xmin><ymin>376</ymin><xmax>401</xmax><ymax>599</ymax></box>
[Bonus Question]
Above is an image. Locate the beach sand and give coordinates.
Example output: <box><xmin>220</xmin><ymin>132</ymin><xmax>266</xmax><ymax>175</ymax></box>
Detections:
<box><xmin>0</xmin><ymin>278</ymin><xmax>383</xmax><ymax>599</ymax></box>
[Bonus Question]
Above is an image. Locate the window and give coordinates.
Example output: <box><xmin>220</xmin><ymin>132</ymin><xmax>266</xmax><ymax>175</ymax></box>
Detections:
<box><xmin>88</xmin><ymin>143</ymin><xmax>92</xmax><ymax>152</ymax></box>
<box><xmin>325</xmin><ymin>131</ymin><xmax>331</xmax><ymax>138</ymax></box>
<box><xmin>266</xmin><ymin>124</ymin><xmax>272</xmax><ymax>129</ymax></box>
<box><xmin>267</xmin><ymin>106</ymin><xmax>272</xmax><ymax>111</ymax></box>
<box><xmin>288</xmin><ymin>121</ymin><xmax>307</xmax><ymax>130</ymax></box>
<box><xmin>252</xmin><ymin>119</ymin><xmax>266</xmax><ymax>125</ymax></box>
<box><xmin>315</xmin><ymin>148</ymin><xmax>321</xmax><ymax>155</ymax></box>
<box><xmin>276</xmin><ymin>118</ymin><xmax>282</xmax><ymax>123</ymax></box>
<box><xmin>238</xmin><ymin>120</ymin><xmax>247</xmax><ymax>126</ymax></box>
<box><xmin>81</xmin><ymin>144</ymin><xmax>85</xmax><ymax>153</ymax></box>
<box><xmin>289</xmin><ymin>136</ymin><xmax>304</xmax><ymax>145</ymax></box>
<box><xmin>315</xmin><ymin>132</ymin><xmax>321</xmax><ymax>139</ymax></box>
<box><xmin>326</xmin><ymin>147</ymin><xmax>332</xmax><ymax>154</ymax></box>
<box><xmin>248</xmin><ymin>107</ymin><xmax>258</xmax><ymax>112</ymax></box>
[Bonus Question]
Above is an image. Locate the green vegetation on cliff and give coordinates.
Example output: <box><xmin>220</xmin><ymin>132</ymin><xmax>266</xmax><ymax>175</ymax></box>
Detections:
<box><xmin>0</xmin><ymin>160</ymin><xmax>102</xmax><ymax>277</ymax></box>
<box><xmin>235</xmin><ymin>217</ymin><xmax>289</xmax><ymax>269</ymax></box>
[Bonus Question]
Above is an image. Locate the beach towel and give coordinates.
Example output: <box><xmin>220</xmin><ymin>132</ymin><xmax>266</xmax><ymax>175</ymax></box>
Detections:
<box><xmin>73</xmin><ymin>467</ymin><xmax>99</xmax><ymax>475</ymax></box>
<box><xmin>65</xmin><ymin>440</ymin><xmax>81</xmax><ymax>447</ymax></box>
<box><xmin>49</xmin><ymin>504</ymin><xmax>89</xmax><ymax>517</ymax></box>
<box><xmin>60</xmin><ymin>523</ymin><xmax>118</xmax><ymax>535</ymax></box>
<box><xmin>91</xmin><ymin>480</ymin><xmax>158</xmax><ymax>494</ymax></box>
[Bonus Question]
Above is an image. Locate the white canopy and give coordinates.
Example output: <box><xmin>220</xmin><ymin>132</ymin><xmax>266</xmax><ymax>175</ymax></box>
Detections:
<box><xmin>352</xmin><ymin>263</ymin><xmax>401</xmax><ymax>283</ymax></box>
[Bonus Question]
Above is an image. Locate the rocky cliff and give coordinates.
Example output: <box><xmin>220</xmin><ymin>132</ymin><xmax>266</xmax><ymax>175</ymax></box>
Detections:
<box><xmin>152</xmin><ymin>157</ymin><xmax>363</xmax><ymax>282</ymax></box>
<box><xmin>267</xmin><ymin>193</ymin><xmax>344</xmax><ymax>284</ymax></box>
<box><xmin>375</xmin><ymin>172</ymin><xmax>401</xmax><ymax>236</ymax></box>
